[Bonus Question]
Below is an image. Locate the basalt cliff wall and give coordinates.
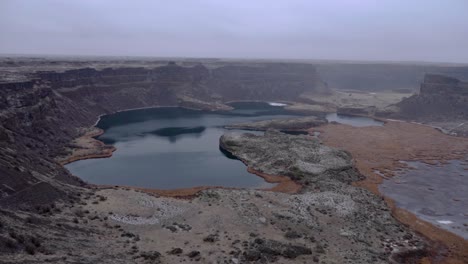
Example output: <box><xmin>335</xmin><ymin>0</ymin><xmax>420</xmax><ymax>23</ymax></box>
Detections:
<box><xmin>377</xmin><ymin>74</ymin><xmax>468</xmax><ymax>121</ymax></box>
<box><xmin>0</xmin><ymin>62</ymin><xmax>326</xmax><ymax>208</ymax></box>
<box><xmin>317</xmin><ymin>63</ymin><xmax>468</xmax><ymax>92</ymax></box>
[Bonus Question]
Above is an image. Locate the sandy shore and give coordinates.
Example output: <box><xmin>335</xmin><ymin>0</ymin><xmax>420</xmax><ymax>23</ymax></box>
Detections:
<box><xmin>314</xmin><ymin>120</ymin><xmax>468</xmax><ymax>264</ymax></box>
<box><xmin>92</xmin><ymin>167</ymin><xmax>301</xmax><ymax>198</ymax></box>
<box><xmin>57</xmin><ymin>127</ymin><xmax>116</xmax><ymax>165</ymax></box>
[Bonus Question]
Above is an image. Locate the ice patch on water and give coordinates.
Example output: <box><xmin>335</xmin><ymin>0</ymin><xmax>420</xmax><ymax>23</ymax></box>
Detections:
<box><xmin>268</xmin><ymin>102</ymin><xmax>287</xmax><ymax>107</ymax></box>
<box><xmin>437</xmin><ymin>220</ymin><xmax>453</xmax><ymax>224</ymax></box>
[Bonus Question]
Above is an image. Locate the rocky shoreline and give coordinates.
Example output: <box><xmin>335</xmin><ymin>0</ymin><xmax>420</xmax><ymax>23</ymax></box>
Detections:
<box><xmin>215</xmin><ymin>116</ymin><xmax>468</xmax><ymax>263</ymax></box>
<box><xmin>219</xmin><ymin>130</ymin><xmax>429</xmax><ymax>262</ymax></box>
<box><xmin>56</xmin><ymin>127</ymin><xmax>116</xmax><ymax>165</ymax></box>
<box><xmin>224</xmin><ymin>116</ymin><xmax>327</xmax><ymax>133</ymax></box>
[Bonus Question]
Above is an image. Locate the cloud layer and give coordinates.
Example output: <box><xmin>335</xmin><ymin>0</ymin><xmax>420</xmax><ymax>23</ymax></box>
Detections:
<box><xmin>1</xmin><ymin>0</ymin><xmax>467</xmax><ymax>62</ymax></box>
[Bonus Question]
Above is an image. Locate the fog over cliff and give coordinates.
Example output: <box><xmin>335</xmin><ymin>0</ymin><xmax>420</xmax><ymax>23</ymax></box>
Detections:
<box><xmin>0</xmin><ymin>0</ymin><xmax>467</xmax><ymax>63</ymax></box>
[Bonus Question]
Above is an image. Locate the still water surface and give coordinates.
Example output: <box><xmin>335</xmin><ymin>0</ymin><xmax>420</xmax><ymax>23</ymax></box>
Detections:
<box><xmin>66</xmin><ymin>102</ymin><xmax>383</xmax><ymax>189</ymax></box>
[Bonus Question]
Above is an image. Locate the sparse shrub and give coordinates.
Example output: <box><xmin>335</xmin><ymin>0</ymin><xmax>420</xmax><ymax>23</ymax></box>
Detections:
<box><xmin>36</xmin><ymin>205</ymin><xmax>51</xmax><ymax>215</ymax></box>
<box><xmin>284</xmin><ymin>231</ymin><xmax>302</xmax><ymax>239</ymax></box>
<box><xmin>121</xmin><ymin>232</ymin><xmax>136</xmax><ymax>238</ymax></box>
<box><xmin>30</xmin><ymin>236</ymin><xmax>41</xmax><ymax>247</ymax></box>
<box><xmin>73</xmin><ymin>218</ymin><xmax>79</xmax><ymax>224</ymax></box>
<box><xmin>74</xmin><ymin>209</ymin><xmax>85</xmax><ymax>218</ymax></box>
<box><xmin>139</xmin><ymin>251</ymin><xmax>161</xmax><ymax>261</ymax></box>
<box><xmin>87</xmin><ymin>215</ymin><xmax>99</xmax><ymax>221</ymax></box>
<box><xmin>4</xmin><ymin>237</ymin><xmax>17</xmax><ymax>249</ymax></box>
<box><xmin>24</xmin><ymin>242</ymin><xmax>36</xmax><ymax>255</ymax></box>
<box><xmin>38</xmin><ymin>246</ymin><xmax>53</xmax><ymax>255</ymax></box>
<box><xmin>98</xmin><ymin>196</ymin><xmax>107</xmax><ymax>202</ymax></box>
<box><xmin>26</xmin><ymin>216</ymin><xmax>41</xmax><ymax>225</ymax></box>
<box><xmin>9</xmin><ymin>230</ymin><xmax>17</xmax><ymax>239</ymax></box>
<box><xmin>15</xmin><ymin>234</ymin><xmax>26</xmax><ymax>244</ymax></box>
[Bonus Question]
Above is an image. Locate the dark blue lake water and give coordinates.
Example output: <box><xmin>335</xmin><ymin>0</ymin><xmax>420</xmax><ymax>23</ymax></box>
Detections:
<box><xmin>66</xmin><ymin>102</ymin><xmax>383</xmax><ymax>189</ymax></box>
<box><xmin>66</xmin><ymin>102</ymin><xmax>303</xmax><ymax>189</ymax></box>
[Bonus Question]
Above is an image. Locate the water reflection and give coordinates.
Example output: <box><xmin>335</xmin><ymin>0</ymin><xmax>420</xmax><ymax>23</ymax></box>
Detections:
<box><xmin>148</xmin><ymin>126</ymin><xmax>206</xmax><ymax>143</ymax></box>
<box><xmin>66</xmin><ymin>102</ymin><xmax>301</xmax><ymax>189</ymax></box>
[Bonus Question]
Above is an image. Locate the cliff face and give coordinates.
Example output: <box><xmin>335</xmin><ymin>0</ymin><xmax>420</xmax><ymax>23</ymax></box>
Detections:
<box><xmin>379</xmin><ymin>74</ymin><xmax>468</xmax><ymax>121</ymax></box>
<box><xmin>209</xmin><ymin>63</ymin><xmax>329</xmax><ymax>100</ymax></box>
<box><xmin>317</xmin><ymin>63</ymin><xmax>468</xmax><ymax>92</ymax></box>
<box><xmin>29</xmin><ymin>62</ymin><xmax>326</xmax><ymax>115</ymax></box>
<box><xmin>0</xmin><ymin>62</ymin><xmax>327</xmax><ymax>208</ymax></box>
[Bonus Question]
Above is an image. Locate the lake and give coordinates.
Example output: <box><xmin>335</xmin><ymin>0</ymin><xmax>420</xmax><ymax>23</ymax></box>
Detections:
<box><xmin>66</xmin><ymin>102</ymin><xmax>384</xmax><ymax>189</ymax></box>
<box><xmin>379</xmin><ymin>160</ymin><xmax>468</xmax><ymax>239</ymax></box>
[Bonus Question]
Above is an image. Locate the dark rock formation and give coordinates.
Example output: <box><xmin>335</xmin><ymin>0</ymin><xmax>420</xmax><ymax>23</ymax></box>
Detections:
<box><xmin>317</xmin><ymin>63</ymin><xmax>468</xmax><ymax>92</ymax></box>
<box><xmin>241</xmin><ymin>238</ymin><xmax>312</xmax><ymax>262</ymax></box>
<box><xmin>378</xmin><ymin>74</ymin><xmax>468</xmax><ymax>121</ymax></box>
<box><xmin>224</xmin><ymin>116</ymin><xmax>327</xmax><ymax>132</ymax></box>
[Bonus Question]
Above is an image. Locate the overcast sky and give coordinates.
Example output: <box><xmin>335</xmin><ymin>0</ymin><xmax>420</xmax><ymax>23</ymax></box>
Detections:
<box><xmin>1</xmin><ymin>0</ymin><xmax>467</xmax><ymax>63</ymax></box>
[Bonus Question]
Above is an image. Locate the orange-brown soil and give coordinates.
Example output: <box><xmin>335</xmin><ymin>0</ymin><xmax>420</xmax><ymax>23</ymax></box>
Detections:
<box><xmin>313</xmin><ymin>121</ymin><xmax>468</xmax><ymax>264</ymax></box>
<box><xmin>96</xmin><ymin>167</ymin><xmax>301</xmax><ymax>198</ymax></box>
<box><xmin>58</xmin><ymin>127</ymin><xmax>116</xmax><ymax>165</ymax></box>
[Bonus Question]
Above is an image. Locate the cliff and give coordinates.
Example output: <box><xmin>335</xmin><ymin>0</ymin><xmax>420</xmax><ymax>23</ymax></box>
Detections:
<box><xmin>317</xmin><ymin>63</ymin><xmax>468</xmax><ymax>92</ymax></box>
<box><xmin>0</xmin><ymin>61</ymin><xmax>327</xmax><ymax>208</ymax></box>
<box><xmin>377</xmin><ymin>74</ymin><xmax>468</xmax><ymax>121</ymax></box>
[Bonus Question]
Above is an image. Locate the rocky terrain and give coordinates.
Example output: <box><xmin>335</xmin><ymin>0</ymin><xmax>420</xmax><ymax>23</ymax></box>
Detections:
<box><xmin>224</xmin><ymin>116</ymin><xmax>327</xmax><ymax>133</ymax></box>
<box><xmin>316</xmin><ymin>62</ymin><xmax>468</xmax><ymax>92</ymax></box>
<box><xmin>0</xmin><ymin>59</ymin><xmax>342</xmax><ymax>263</ymax></box>
<box><xmin>376</xmin><ymin>74</ymin><xmax>468</xmax><ymax>136</ymax></box>
<box><xmin>1</xmin><ymin>57</ymin><xmax>467</xmax><ymax>263</ymax></box>
<box><xmin>0</xmin><ymin>131</ymin><xmax>428</xmax><ymax>263</ymax></box>
<box><xmin>379</xmin><ymin>74</ymin><xmax>468</xmax><ymax>120</ymax></box>
<box><xmin>314</xmin><ymin>121</ymin><xmax>468</xmax><ymax>263</ymax></box>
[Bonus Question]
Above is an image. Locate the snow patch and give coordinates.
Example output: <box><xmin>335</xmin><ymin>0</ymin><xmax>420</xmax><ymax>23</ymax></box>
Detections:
<box><xmin>268</xmin><ymin>102</ymin><xmax>287</xmax><ymax>107</ymax></box>
<box><xmin>437</xmin><ymin>220</ymin><xmax>453</xmax><ymax>224</ymax></box>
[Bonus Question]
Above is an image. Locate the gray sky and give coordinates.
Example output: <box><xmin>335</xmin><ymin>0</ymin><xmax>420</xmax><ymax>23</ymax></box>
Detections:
<box><xmin>1</xmin><ymin>0</ymin><xmax>467</xmax><ymax>63</ymax></box>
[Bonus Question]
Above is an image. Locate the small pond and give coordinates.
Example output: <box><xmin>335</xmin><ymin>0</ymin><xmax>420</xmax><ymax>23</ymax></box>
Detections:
<box><xmin>379</xmin><ymin>160</ymin><xmax>468</xmax><ymax>239</ymax></box>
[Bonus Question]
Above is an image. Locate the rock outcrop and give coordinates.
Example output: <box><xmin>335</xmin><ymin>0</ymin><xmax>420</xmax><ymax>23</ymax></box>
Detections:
<box><xmin>220</xmin><ymin>130</ymin><xmax>361</xmax><ymax>185</ymax></box>
<box><xmin>224</xmin><ymin>116</ymin><xmax>327</xmax><ymax>132</ymax></box>
<box><xmin>317</xmin><ymin>63</ymin><xmax>468</xmax><ymax>92</ymax></box>
<box><xmin>378</xmin><ymin>74</ymin><xmax>468</xmax><ymax>121</ymax></box>
<box><xmin>219</xmin><ymin>130</ymin><xmax>428</xmax><ymax>262</ymax></box>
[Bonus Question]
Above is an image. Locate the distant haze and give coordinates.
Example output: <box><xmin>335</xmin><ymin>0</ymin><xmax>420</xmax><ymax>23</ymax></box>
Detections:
<box><xmin>1</xmin><ymin>0</ymin><xmax>467</xmax><ymax>63</ymax></box>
